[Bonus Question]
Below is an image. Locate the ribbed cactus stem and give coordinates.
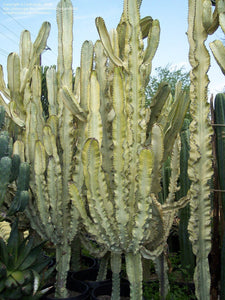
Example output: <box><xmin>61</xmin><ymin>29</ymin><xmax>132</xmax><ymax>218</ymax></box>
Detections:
<box><xmin>214</xmin><ymin>93</ymin><xmax>225</xmax><ymax>299</ymax></box>
<box><xmin>0</xmin><ymin>106</ymin><xmax>5</xmax><ymax>129</ymax></box>
<box><xmin>214</xmin><ymin>93</ymin><xmax>225</xmax><ymax>211</ymax></box>
<box><xmin>154</xmin><ymin>252</ymin><xmax>169</xmax><ymax>300</ymax></box>
<box><xmin>178</xmin><ymin>119</ymin><xmax>195</xmax><ymax>274</ymax></box>
<box><xmin>55</xmin><ymin>244</ymin><xmax>71</xmax><ymax>298</ymax></box>
<box><xmin>125</xmin><ymin>252</ymin><xmax>143</xmax><ymax>300</ymax></box>
<box><xmin>97</xmin><ymin>252</ymin><xmax>110</xmax><ymax>281</ymax></box>
<box><xmin>187</xmin><ymin>0</ymin><xmax>213</xmax><ymax>298</ymax></box>
<box><xmin>111</xmin><ymin>253</ymin><xmax>121</xmax><ymax>300</ymax></box>
<box><xmin>221</xmin><ymin>231</ymin><xmax>225</xmax><ymax>299</ymax></box>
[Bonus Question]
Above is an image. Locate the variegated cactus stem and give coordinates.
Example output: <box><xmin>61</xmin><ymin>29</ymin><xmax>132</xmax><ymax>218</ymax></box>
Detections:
<box><xmin>187</xmin><ymin>0</ymin><xmax>214</xmax><ymax>299</ymax></box>
<box><xmin>30</xmin><ymin>0</ymin><xmax>81</xmax><ymax>297</ymax></box>
<box><xmin>0</xmin><ymin>22</ymin><xmax>50</xmax><ymax>130</ymax></box>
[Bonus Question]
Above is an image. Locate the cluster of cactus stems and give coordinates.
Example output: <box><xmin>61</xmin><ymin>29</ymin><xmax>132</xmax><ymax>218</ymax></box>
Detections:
<box><xmin>69</xmin><ymin>1</ymin><xmax>190</xmax><ymax>299</ymax></box>
<box><xmin>0</xmin><ymin>106</ymin><xmax>30</xmax><ymax>221</ymax></box>
<box><xmin>160</xmin><ymin>118</ymin><xmax>195</xmax><ymax>277</ymax></box>
<box><xmin>0</xmin><ymin>0</ymin><xmax>221</xmax><ymax>299</ymax></box>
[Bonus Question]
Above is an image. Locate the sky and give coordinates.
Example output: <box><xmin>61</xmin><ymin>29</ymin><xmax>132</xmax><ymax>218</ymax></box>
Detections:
<box><xmin>0</xmin><ymin>0</ymin><xmax>224</xmax><ymax>96</ymax></box>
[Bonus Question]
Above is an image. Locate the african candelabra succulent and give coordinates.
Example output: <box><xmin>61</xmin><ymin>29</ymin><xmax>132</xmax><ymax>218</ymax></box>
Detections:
<box><xmin>0</xmin><ymin>0</ymin><xmax>217</xmax><ymax>299</ymax></box>
<box><xmin>67</xmin><ymin>1</ymin><xmax>190</xmax><ymax>299</ymax></box>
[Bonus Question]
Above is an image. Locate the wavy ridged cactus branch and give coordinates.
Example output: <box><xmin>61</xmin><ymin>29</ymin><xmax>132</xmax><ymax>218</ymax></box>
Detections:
<box><xmin>0</xmin><ymin>23</ymin><xmax>50</xmax><ymax>129</ymax></box>
<box><xmin>68</xmin><ymin>1</ymin><xmax>190</xmax><ymax>299</ymax></box>
<box><xmin>187</xmin><ymin>0</ymin><xmax>214</xmax><ymax>299</ymax></box>
<box><xmin>31</xmin><ymin>1</ymin><xmax>85</xmax><ymax>297</ymax></box>
<box><xmin>209</xmin><ymin>0</ymin><xmax>225</xmax><ymax>70</ymax></box>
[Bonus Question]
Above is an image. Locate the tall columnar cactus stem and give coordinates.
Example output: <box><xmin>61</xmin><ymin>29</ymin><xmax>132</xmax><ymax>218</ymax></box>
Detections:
<box><xmin>207</xmin><ymin>0</ymin><xmax>225</xmax><ymax>295</ymax></box>
<box><xmin>214</xmin><ymin>93</ymin><xmax>225</xmax><ymax>299</ymax></box>
<box><xmin>187</xmin><ymin>0</ymin><xmax>214</xmax><ymax>299</ymax></box>
<box><xmin>31</xmin><ymin>0</ymin><xmax>85</xmax><ymax>297</ymax></box>
<box><xmin>214</xmin><ymin>95</ymin><xmax>225</xmax><ymax>208</ymax></box>
<box><xmin>54</xmin><ymin>2</ymin><xmax>75</xmax><ymax>296</ymax></box>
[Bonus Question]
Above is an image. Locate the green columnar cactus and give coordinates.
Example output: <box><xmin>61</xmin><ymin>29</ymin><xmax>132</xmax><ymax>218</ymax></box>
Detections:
<box><xmin>214</xmin><ymin>93</ymin><xmax>225</xmax><ymax>207</ymax></box>
<box><xmin>68</xmin><ymin>1</ymin><xmax>190</xmax><ymax>299</ymax></box>
<box><xmin>208</xmin><ymin>1</ymin><xmax>225</xmax><ymax>297</ymax></box>
<box><xmin>187</xmin><ymin>0</ymin><xmax>216</xmax><ymax>299</ymax></box>
<box><xmin>0</xmin><ymin>106</ymin><xmax>30</xmax><ymax>220</ymax></box>
<box><xmin>214</xmin><ymin>93</ymin><xmax>225</xmax><ymax>299</ymax></box>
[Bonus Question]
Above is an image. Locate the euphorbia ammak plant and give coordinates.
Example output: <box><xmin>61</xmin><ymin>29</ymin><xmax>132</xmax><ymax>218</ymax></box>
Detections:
<box><xmin>68</xmin><ymin>0</ymin><xmax>190</xmax><ymax>299</ymax></box>
<box><xmin>0</xmin><ymin>0</ymin><xmax>217</xmax><ymax>299</ymax></box>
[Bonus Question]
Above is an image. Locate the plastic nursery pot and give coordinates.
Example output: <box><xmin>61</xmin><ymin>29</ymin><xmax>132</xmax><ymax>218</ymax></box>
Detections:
<box><xmin>41</xmin><ymin>277</ymin><xmax>90</xmax><ymax>300</ymax></box>
<box><xmin>91</xmin><ymin>281</ymin><xmax>146</xmax><ymax>300</ymax></box>
<box><xmin>81</xmin><ymin>255</ymin><xmax>98</xmax><ymax>269</ymax></box>
<box><xmin>71</xmin><ymin>267</ymin><xmax>112</xmax><ymax>289</ymax></box>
